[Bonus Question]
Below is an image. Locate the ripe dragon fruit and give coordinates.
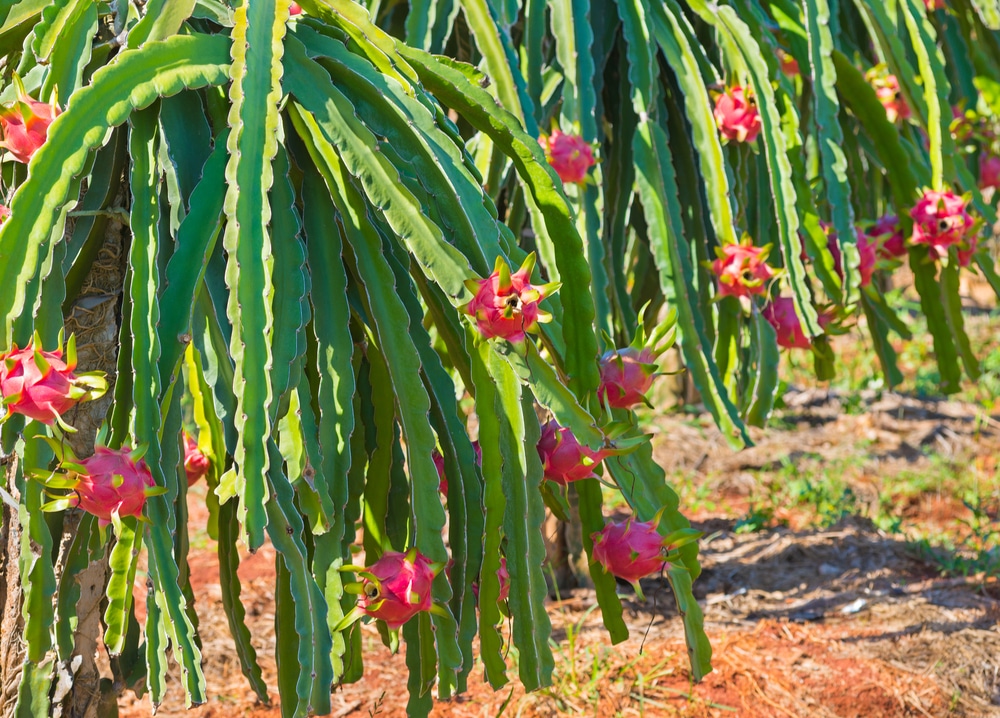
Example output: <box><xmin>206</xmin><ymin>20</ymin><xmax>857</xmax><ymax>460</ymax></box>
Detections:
<box><xmin>598</xmin><ymin>347</ymin><xmax>658</xmax><ymax>409</ymax></box>
<box><xmin>0</xmin><ymin>77</ymin><xmax>61</xmax><ymax>164</ymax></box>
<box><xmin>711</xmin><ymin>239</ymin><xmax>776</xmax><ymax>298</ymax></box>
<box><xmin>69</xmin><ymin>446</ymin><xmax>160</xmax><ymax>528</ymax></box>
<box><xmin>714</xmin><ymin>86</ymin><xmax>762</xmax><ymax>143</ymax></box>
<box><xmin>866</xmin><ymin>69</ymin><xmax>910</xmax><ymax>124</ymax></box>
<box><xmin>0</xmin><ymin>205</ymin><xmax>9</xmax><ymax>223</ymax></box>
<box><xmin>289</xmin><ymin>2</ymin><xmax>302</xmax><ymax>13</ymax></box>
<box><xmin>864</xmin><ymin>214</ymin><xmax>907</xmax><ymax>261</ymax></box>
<box><xmin>460</xmin><ymin>254</ymin><xmax>559</xmax><ymax>344</ymax></box>
<box><xmin>433</xmin><ymin>440</ymin><xmax>482</xmax><ymax>495</ymax></box>
<box><xmin>472</xmin><ymin>556</ymin><xmax>510</xmax><ymax>605</ymax></box>
<box><xmin>762</xmin><ymin>297</ymin><xmax>812</xmax><ymax>350</ymax></box>
<box><xmin>909</xmin><ymin>188</ymin><xmax>978</xmax><ymax>266</ymax></box>
<box><xmin>537</xmin><ymin>420</ymin><xmax>613</xmax><ymax>485</ymax></box>
<box><xmin>980</xmin><ymin>153</ymin><xmax>1000</xmax><ymax>192</ymax></box>
<box><xmin>539</xmin><ymin>128</ymin><xmax>595</xmax><ymax>184</ymax></box>
<box><xmin>183</xmin><ymin>432</ymin><xmax>210</xmax><ymax>487</ymax></box>
<box><xmin>778</xmin><ymin>49</ymin><xmax>800</xmax><ymax>78</ymax></box>
<box><xmin>355</xmin><ymin>549</ymin><xmax>442</xmax><ymax>629</ymax></box>
<box><xmin>821</xmin><ymin>224</ymin><xmax>876</xmax><ymax>288</ymax></box>
<box><xmin>924</xmin><ymin>0</ymin><xmax>945</xmax><ymax>10</ymax></box>
<box><xmin>0</xmin><ymin>333</ymin><xmax>107</xmax><ymax>427</ymax></box>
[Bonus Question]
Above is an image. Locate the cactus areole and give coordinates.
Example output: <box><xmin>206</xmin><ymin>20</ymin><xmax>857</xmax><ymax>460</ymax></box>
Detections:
<box><xmin>460</xmin><ymin>254</ymin><xmax>558</xmax><ymax>343</ymax></box>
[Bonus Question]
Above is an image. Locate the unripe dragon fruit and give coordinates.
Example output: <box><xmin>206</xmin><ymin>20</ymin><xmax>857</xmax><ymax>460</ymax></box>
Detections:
<box><xmin>866</xmin><ymin>69</ymin><xmax>910</xmax><ymax>124</ymax></box>
<box><xmin>539</xmin><ymin>128</ymin><xmax>595</xmax><ymax>184</ymax></box>
<box><xmin>460</xmin><ymin>254</ymin><xmax>559</xmax><ymax>344</ymax></box>
<box><xmin>980</xmin><ymin>153</ymin><xmax>1000</xmax><ymax>191</ymax></box>
<box><xmin>537</xmin><ymin>421</ymin><xmax>612</xmax><ymax>485</ymax></box>
<box><xmin>183</xmin><ymin>432</ymin><xmax>210</xmax><ymax>487</ymax></box>
<box><xmin>0</xmin><ymin>333</ymin><xmax>107</xmax><ymax>427</ymax></box>
<box><xmin>0</xmin><ymin>77</ymin><xmax>61</xmax><ymax>164</ymax></box>
<box><xmin>714</xmin><ymin>86</ymin><xmax>762</xmax><ymax>143</ymax></box>
<box><xmin>909</xmin><ymin>188</ymin><xmax>978</xmax><ymax>266</ymax></box>
<box><xmin>433</xmin><ymin>440</ymin><xmax>481</xmax><ymax>495</ymax></box>
<box><xmin>763</xmin><ymin>297</ymin><xmax>812</xmax><ymax>350</ymax></box>
<box><xmin>711</xmin><ymin>239</ymin><xmax>776</xmax><ymax>298</ymax></box>
<box><xmin>865</xmin><ymin>214</ymin><xmax>907</xmax><ymax>260</ymax></box>
<box><xmin>70</xmin><ymin>446</ymin><xmax>159</xmax><ymax>528</ymax></box>
<box><xmin>356</xmin><ymin>549</ymin><xmax>442</xmax><ymax>629</ymax></box>
<box><xmin>598</xmin><ymin>347</ymin><xmax>658</xmax><ymax>409</ymax></box>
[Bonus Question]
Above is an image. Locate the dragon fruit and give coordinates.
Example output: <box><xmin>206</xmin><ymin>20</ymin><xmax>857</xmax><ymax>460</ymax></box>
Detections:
<box><xmin>598</xmin><ymin>347</ymin><xmax>658</xmax><ymax>409</ymax></box>
<box><xmin>924</xmin><ymin>0</ymin><xmax>945</xmax><ymax>10</ymax></box>
<box><xmin>910</xmin><ymin>189</ymin><xmax>978</xmax><ymax>266</ymax></box>
<box><xmin>496</xmin><ymin>556</ymin><xmax>510</xmax><ymax>603</ymax></box>
<box><xmin>356</xmin><ymin>549</ymin><xmax>442</xmax><ymax>629</ymax></box>
<box><xmin>714</xmin><ymin>86</ymin><xmax>762</xmax><ymax>143</ymax></box>
<box><xmin>823</xmin><ymin>224</ymin><xmax>876</xmax><ymax>287</ymax></box>
<box><xmin>980</xmin><ymin>153</ymin><xmax>1000</xmax><ymax>191</ymax></box>
<box><xmin>433</xmin><ymin>440</ymin><xmax>481</xmax><ymax>495</ymax></box>
<box><xmin>0</xmin><ymin>205</ymin><xmax>9</xmax><ymax>223</ymax></box>
<box><xmin>289</xmin><ymin>2</ymin><xmax>302</xmax><ymax>13</ymax></box>
<box><xmin>69</xmin><ymin>446</ymin><xmax>160</xmax><ymax>528</ymax></box>
<box><xmin>763</xmin><ymin>297</ymin><xmax>812</xmax><ymax>349</ymax></box>
<box><xmin>865</xmin><ymin>214</ymin><xmax>907</xmax><ymax>260</ymax></box>
<box><xmin>778</xmin><ymin>49</ymin><xmax>800</xmax><ymax>78</ymax></box>
<box><xmin>866</xmin><ymin>69</ymin><xmax>910</xmax><ymax>124</ymax></box>
<box><xmin>591</xmin><ymin>516</ymin><xmax>669</xmax><ymax>600</ymax></box>
<box><xmin>0</xmin><ymin>77</ymin><xmax>61</xmax><ymax>164</ymax></box>
<box><xmin>537</xmin><ymin>421</ymin><xmax>612</xmax><ymax>485</ymax></box>
<box><xmin>711</xmin><ymin>239</ymin><xmax>776</xmax><ymax>298</ymax></box>
<box><xmin>0</xmin><ymin>333</ymin><xmax>106</xmax><ymax>427</ymax></box>
<box><xmin>183</xmin><ymin>432</ymin><xmax>210</xmax><ymax>487</ymax></box>
<box><xmin>539</xmin><ymin>128</ymin><xmax>595</xmax><ymax>184</ymax></box>
<box><xmin>460</xmin><ymin>254</ymin><xmax>558</xmax><ymax>343</ymax></box>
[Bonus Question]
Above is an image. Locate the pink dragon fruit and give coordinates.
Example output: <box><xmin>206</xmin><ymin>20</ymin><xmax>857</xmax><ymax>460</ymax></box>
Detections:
<box><xmin>496</xmin><ymin>556</ymin><xmax>510</xmax><ymax>603</ymax></box>
<box><xmin>0</xmin><ymin>78</ymin><xmax>61</xmax><ymax>164</ymax></box>
<box><xmin>69</xmin><ymin>446</ymin><xmax>159</xmax><ymax>527</ymax></box>
<box><xmin>714</xmin><ymin>86</ymin><xmax>762</xmax><ymax>143</ymax></box>
<box><xmin>289</xmin><ymin>2</ymin><xmax>302</xmax><ymax>13</ymax></box>
<box><xmin>924</xmin><ymin>0</ymin><xmax>945</xmax><ymax>10</ymax></box>
<box><xmin>0</xmin><ymin>204</ymin><xmax>9</xmax><ymax>223</ymax></box>
<box><xmin>855</xmin><ymin>229</ymin><xmax>878</xmax><ymax>288</ymax></box>
<box><xmin>980</xmin><ymin>153</ymin><xmax>1000</xmax><ymax>191</ymax></box>
<box><xmin>778</xmin><ymin>49</ymin><xmax>800</xmax><ymax>78</ymax></box>
<box><xmin>539</xmin><ymin>128</ymin><xmax>595</xmax><ymax>184</ymax></box>
<box><xmin>433</xmin><ymin>440</ymin><xmax>482</xmax><ymax>495</ymax></box>
<box><xmin>763</xmin><ymin>297</ymin><xmax>812</xmax><ymax>349</ymax></box>
<box><xmin>866</xmin><ymin>69</ymin><xmax>910</xmax><ymax>124</ymax></box>
<box><xmin>183</xmin><ymin>432</ymin><xmax>210</xmax><ymax>487</ymax></box>
<box><xmin>0</xmin><ymin>334</ymin><xmax>106</xmax><ymax>427</ymax></box>
<box><xmin>591</xmin><ymin>516</ymin><xmax>669</xmax><ymax>600</ymax></box>
<box><xmin>598</xmin><ymin>347</ymin><xmax>658</xmax><ymax>409</ymax></box>
<box><xmin>357</xmin><ymin>549</ymin><xmax>442</xmax><ymax>629</ymax></box>
<box><xmin>537</xmin><ymin>421</ymin><xmax>612</xmax><ymax>485</ymax></box>
<box><xmin>460</xmin><ymin>254</ymin><xmax>558</xmax><ymax>343</ymax></box>
<box><xmin>865</xmin><ymin>214</ymin><xmax>907</xmax><ymax>260</ymax></box>
<box><xmin>909</xmin><ymin>189</ymin><xmax>978</xmax><ymax>266</ymax></box>
<box><xmin>711</xmin><ymin>239</ymin><xmax>776</xmax><ymax>298</ymax></box>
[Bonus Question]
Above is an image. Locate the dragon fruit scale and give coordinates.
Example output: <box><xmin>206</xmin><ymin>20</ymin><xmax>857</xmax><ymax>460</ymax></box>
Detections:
<box><xmin>355</xmin><ymin>549</ymin><xmax>443</xmax><ymax>630</ymax></box>
<box><xmin>539</xmin><ymin>128</ymin><xmax>596</xmax><ymax>184</ymax></box>
<box><xmin>0</xmin><ymin>333</ymin><xmax>107</xmax><ymax>427</ymax></box>
<box><xmin>69</xmin><ymin>446</ymin><xmax>160</xmax><ymax>528</ymax></box>
<box><xmin>714</xmin><ymin>85</ymin><xmax>762</xmax><ymax>144</ymax></box>
<box><xmin>460</xmin><ymin>254</ymin><xmax>559</xmax><ymax>343</ymax></box>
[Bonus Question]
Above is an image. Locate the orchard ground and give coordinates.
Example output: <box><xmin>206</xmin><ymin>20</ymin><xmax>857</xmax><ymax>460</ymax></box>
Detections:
<box><xmin>120</xmin><ymin>301</ymin><xmax>1000</xmax><ymax>718</ymax></box>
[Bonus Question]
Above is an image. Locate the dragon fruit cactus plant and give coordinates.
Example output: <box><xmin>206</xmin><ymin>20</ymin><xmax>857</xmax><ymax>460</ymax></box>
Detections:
<box><xmin>433</xmin><ymin>440</ymin><xmax>481</xmax><ymax>495</ymax></box>
<box><xmin>339</xmin><ymin>549</ymin><xmax>446</xmax><ymax>632</ymax></box>
<box><xmin>0</xmin><ymin>75</ymin><xmax>61</xmax><ymax>164</ymax></box>
<box><xmin>710</xmin><ymin>237</ymin><xmax>777</xmax><ymax>298</ymax></box>
<box><xmin>713</xmin><ymin>85</ymin><xmax>762</xmax><ymax>143</ymax></box>
<box><xmin>460</xmin><ymin>253</ymin><xmax>559</xmax><ymax>344</ymax></box>
<box><xmin>183</xmin><ymin>432</ymin><xmax>211</xmax><ymax>487</ymax></box>
<box><xmin>0</xmin><ymin>332</ymin><xmax>107</xmax><ymax>428</ymax></box>
<box><xmin>598</xmin><ymin>306</ymin><xmax>677</xmax><ymax>409</ymax></box>
<box><xmin>539</xmin><ymin>127</ymin><xmax>596</xmax><ymax>184</ymax></box>
<box><xmin>909</xmin><ymin>188</ymin><xmax>979</xmax><ymax>266</ymax></box>
<box><xmin>591</xmin><ymin>512</ymin><xmax>701</xmax><ymax>600</ymax></box>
